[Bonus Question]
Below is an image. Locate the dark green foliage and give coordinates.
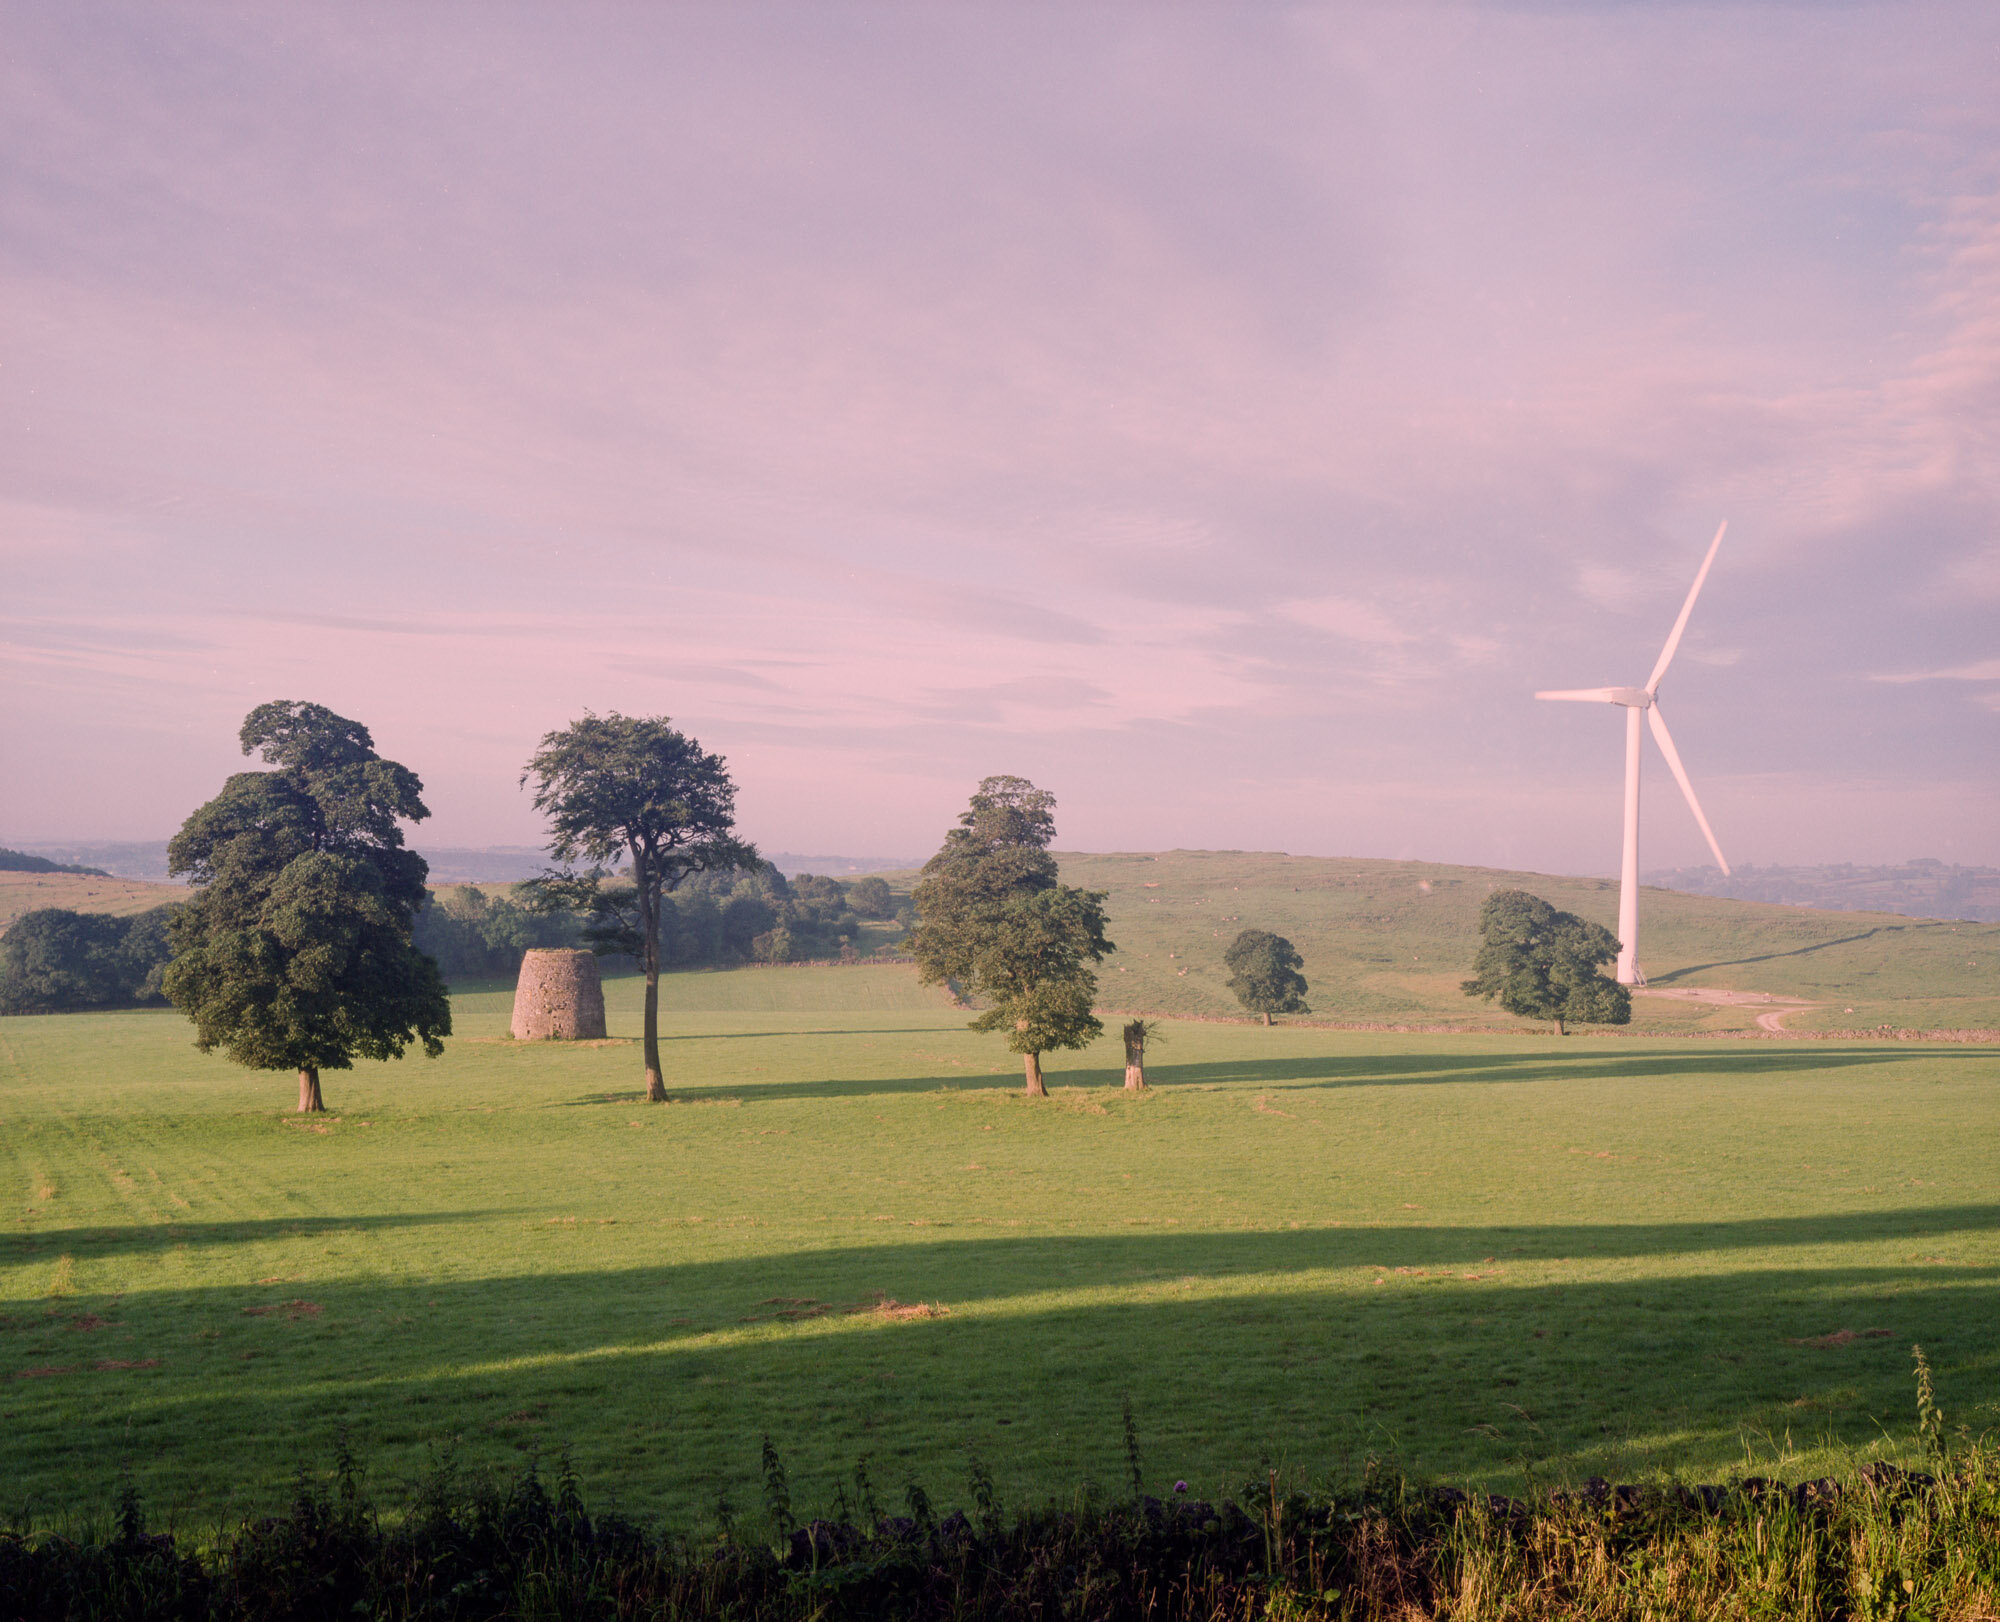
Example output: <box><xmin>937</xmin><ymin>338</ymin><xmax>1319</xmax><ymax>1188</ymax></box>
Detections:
<box><xmin>1461</xmin><ymin>889</ymin><xmax>1631</xmax><ymax>1034</ymax></box>
<box><xmin>1222</xmin><ymin>929</ymin><xmax>1310</xmax><ymax>1021</ymax></box>
<box><xmin>960</xmin><ymin>886</ymin><xmax>1114</xmax><ymax>1049</ymax></box>
<box><xmin>530</xmin><ymin>863</ymin><xmax>861</xmax><ymax>972</ymax></box>
<box><xmin>521</xmin><ymin>712</ymin><xmax>757</xmax><ymax>1100</ymax></box>
<box><xmin>412</xmin><ymin>885</ymin><xmax>582</xmax><ymax>982</ymax></box>
<box><xmin>0</xmin><ymin>904</ymin><xmax>178</xmax><ymax>1014</ymax></box>
<box><xmin>0</xmin><ymin>846</ymin><xmax>110</xmax><ymax>876</ymax></box>
<box><xmin>162</xmin><ymin>701</ymin><xmax>450</xmax><ymax>1095</ymax></box>
<box><xmin>4</xmin><ymin>1449</ymin><xmax>1993</xmax><ymax>1621</ymax></box>
<box><xmin>848</xmin><ymin>875</ymin><xmax>894</xmax><ymax>919</ymax></box>
<box><xmin>907</xmin><ymin>777</ymin><xmax>1112</xmax><ymax>1085</ymax></box>
<box><xmin>908</xmin><ymin>777</ymin><xmax>1061</xmax><ymax>987</ymax></box>
<box><xmin>772</xmin><ymin>872</ymin><xmax>862</xmax><ymax>960</ymax></box>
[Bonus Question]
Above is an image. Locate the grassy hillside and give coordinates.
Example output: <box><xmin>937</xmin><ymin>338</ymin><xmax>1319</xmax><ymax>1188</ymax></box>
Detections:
<box><xmin>0</xmin><ymin>870</ymin><xmax>185</xmax><ymax>931</ymax></box>
<box><xmin>1050</xmin><ymin>851</ymin><xmax>2000</xmax><ymax>1036</ymax></box>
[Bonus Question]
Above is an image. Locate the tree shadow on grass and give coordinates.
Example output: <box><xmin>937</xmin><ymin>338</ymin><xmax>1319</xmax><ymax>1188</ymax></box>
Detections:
<box><xmin>0</xmin><ymin>1209</ymin><xmax>518</xmax><ymax>1265</ymax></box>
<box><xmin>607</xmin><ymin>1041</ymin><xmax>1978</xmax><ymax>1105</ymax></box>
<box><xmin>7</xmin><ymin>1216</ymin><xmax>1997</xmax><ymax>1523</ymax></box>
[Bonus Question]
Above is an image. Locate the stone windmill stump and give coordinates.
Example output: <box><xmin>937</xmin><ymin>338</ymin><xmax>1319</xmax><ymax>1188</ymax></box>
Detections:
<box><xmin>510</xmin><ymin>949</ymin><xmax>607</xmax><ymax>1040</ymax></box>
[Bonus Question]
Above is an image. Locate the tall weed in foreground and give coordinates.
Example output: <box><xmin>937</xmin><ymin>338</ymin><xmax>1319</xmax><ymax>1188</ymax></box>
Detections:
<box><xmin>2</xmin><ymin>1369</ymin><xmax>1996</xmax><ymax>1619</ymax></box>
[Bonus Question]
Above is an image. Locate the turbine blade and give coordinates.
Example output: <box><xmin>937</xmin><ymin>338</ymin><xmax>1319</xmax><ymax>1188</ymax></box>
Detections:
<box><xmin>1646</xmin><ymin>519</ymin><xmax>1728</xmax><ymax>694</ymax></box>
<box><xmin>1647</xmin><ymin>703</ymin><xmax>1730</xmax><ymax>873</ymax></box>
<box><xmin>1534</xmin><ymin>687</ymin><xmax>1621</xmax><ymax>702</ymax></box>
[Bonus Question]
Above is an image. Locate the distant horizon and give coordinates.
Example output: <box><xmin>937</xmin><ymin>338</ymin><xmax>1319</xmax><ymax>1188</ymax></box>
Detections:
<box><xmin>12</xmin><ymin>832</ymin><xmax>1998</xmax><ymax>881</ymax></box>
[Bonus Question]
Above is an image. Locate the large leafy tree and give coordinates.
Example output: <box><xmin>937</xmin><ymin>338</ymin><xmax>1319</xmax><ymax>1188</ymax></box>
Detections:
<box><xmin>1223</xmin><ymin>929</ymin><xmax>1310</xmax><ymax>1025</ymax></box>
<box><xmin>163</xmin><ymin>702</ymin><xmax>451</xmax><ymax>1112</ymax></box>
<box><xmin>521</xmin><ymin>713</ymin><xmax>756</xmax><ymax>1102</ymax></box>
<box><xmin>1461</xmin><ymin>889</ymin><xmax>1631</xmax><ymax>1035</ymax></box>
<box><xmin>906</xmin><ymin>776</ymin><xmax>1112</xmax><ymax>1095</ymax></box>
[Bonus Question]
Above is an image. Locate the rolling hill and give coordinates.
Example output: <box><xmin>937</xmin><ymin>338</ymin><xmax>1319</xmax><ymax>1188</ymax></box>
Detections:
<box><xmin>1051</xmin><ymin>850</ymin><xmax>2000</xmax><ymax>1037</ymax></box>
<box><xmin>0</xmin><ymin>870</ymin><xmax>185</xmax><ymax>932</ymax></box>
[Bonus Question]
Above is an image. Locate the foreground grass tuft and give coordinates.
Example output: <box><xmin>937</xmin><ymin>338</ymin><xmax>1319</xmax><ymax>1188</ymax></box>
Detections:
<box><xmin>5</xmin><ymin>1443</ymin><xmax>1999</xmax><ymax>1619</ymax></box>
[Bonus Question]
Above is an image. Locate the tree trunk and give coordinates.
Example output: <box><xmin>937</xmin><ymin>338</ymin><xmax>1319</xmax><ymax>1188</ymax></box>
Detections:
<box><xmin>1123</xmin><ymin>1032</ymin><xmax>1147</xmax><ymax>1090</ymax></box>
<box><xmin>1023</xmin><ymin>1052</ymin><xmax>1047</xmax><ymax>1097</ymax></box>
<box><xmin>1555</xmin><ymin>1017</ymin><xmax>1566</xmax><ymax>1037</ymax></box>
<box><xmin>639</xmin><ymin>847</ymin><xmax>668</xmax><ymax>1101</ymax></box>
<box><xmin>297</xmin><ymin>1068</ymin><xmax>324</xmax><ymax>1113</ymax></box>
<box><xmin>1261</xmin><ymin>1010</ymin><xmax>1272</xmax><ymax>1027</ymax></box>
<box><xmin>644</xmin><ymin>972</ymin><xmax>667</xmax><ymax>1100</ymax></box>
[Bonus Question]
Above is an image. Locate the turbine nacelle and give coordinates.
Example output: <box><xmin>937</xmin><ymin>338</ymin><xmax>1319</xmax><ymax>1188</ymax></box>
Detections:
<box><xmin>1535</xmin><ymin>686</ymin><xmax>1654</xmax><ymax>709</ymax></box>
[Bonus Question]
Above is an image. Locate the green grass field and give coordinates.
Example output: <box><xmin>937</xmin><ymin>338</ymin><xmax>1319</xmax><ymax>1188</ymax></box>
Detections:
<box><xmin>1057</xmin><ymin>850</ymin><xmax>2000</xmax><ymax>1035</ymax></box>
<box><xmin>4</xmin><ymin>963</ymin><xmax>1997</xmax><ymax>1533</ymax></box>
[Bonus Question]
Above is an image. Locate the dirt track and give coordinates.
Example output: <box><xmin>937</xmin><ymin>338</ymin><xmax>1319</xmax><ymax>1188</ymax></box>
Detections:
<box><xmin>1634</xmin><ymin>984</ymin><xmax>1816</xmax><ymax>1036</ymax></box>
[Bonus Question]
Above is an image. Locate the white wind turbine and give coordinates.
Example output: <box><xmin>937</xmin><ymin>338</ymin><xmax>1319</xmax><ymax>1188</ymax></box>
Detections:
<box><xmin>1536</xmin><ymin>521</ymin><xmax>1732</xmax><ymax>985</ymax></box>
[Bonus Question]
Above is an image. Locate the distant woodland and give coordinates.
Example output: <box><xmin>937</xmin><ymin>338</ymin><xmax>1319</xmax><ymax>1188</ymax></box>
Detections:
<box><xmin>0</xmin><ymin>845</ymin><xmax>111</xmax><ymax>877</ymax></box>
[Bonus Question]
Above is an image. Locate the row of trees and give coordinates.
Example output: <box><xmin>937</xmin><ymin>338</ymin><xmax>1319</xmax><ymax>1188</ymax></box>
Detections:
<box><xmin>0</xmin><ymin>906</ymin><xmax>176</xmax><ymax>1014</ymax></box>
<box><xmin>135</xmin><ymin>700</ymin><xmax>1631</xmax><ymax>1112</ymax></box>
<box><xmin>900</xmin><ymin>778</ymin><xmax>1319</xmax><ymax>1092</ymax></box>
<box><xmin>0</xmin><ymin>867</ymin><xmax>895</xmax><ymax>1013</ymax></box>
<box><xmin>413</xmin><ymin>868</ymin><xmax>895</xmax><ymax>982</ymax></box>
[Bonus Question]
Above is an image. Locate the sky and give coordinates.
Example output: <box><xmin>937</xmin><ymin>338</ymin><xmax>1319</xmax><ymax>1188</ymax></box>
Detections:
<box><xmin>3</xmin><ymin>2</ymin><xmax>1996</xmax><ymax>875</ymax></box>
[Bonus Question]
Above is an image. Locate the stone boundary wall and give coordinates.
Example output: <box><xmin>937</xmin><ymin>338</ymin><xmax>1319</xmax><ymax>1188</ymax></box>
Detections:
<box><xmin>510</xmin><ymin>949</ymin><xmax>607</xmax><ymax>1040</ymax></box>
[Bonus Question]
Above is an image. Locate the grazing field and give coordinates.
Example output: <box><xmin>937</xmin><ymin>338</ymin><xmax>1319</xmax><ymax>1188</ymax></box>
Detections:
<box><xmin>3</xmin><ymin>964</ymin><xmax>1996</xmax><ymax>1533</ymax></box>
<box><xmin>0</xmin><ymin>869</ymin><xmax>185</xmax><ymax>931</ymax></box>
<box><xmin>1055</xmin><ymin>850</ymin><xmax>2000</xmax><ymax>1035</ymax></box>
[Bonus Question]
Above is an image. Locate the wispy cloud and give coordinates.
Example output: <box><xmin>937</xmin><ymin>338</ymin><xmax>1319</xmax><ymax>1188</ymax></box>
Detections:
<box><xmin>1873</xmin><ymin>659</ymin><xmax>2000</xmax><ymax>683</ymax></box>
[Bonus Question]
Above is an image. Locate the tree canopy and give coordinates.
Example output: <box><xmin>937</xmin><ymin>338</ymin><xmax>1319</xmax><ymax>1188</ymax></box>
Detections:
<box><xmin>521</xmin><ymin>713</ymin><xmax>756</xmax><ymax>1101</ymax></box>
<box><xmin>847</xmin><ymin>876</ymin><xmax>894</xmax><ymax>920</ymax></box>
<box><xmin>1223</xmin><ymin>929</ymin><xmax>1310</xmax><ymax>1024</ymax></box>
<box><xmin>1461</xmin><ymin>889</ymin><xmax>1631</xmax><ymax>1035</ymax></box>
<box><xmin>0</xmin><ymin>906</ymin><xmax>176</xmax><ymax>1015</ymax></box>
<box><xmin>163</xmin><ymin>700</ymin><xmax>450</xmax><ymax>1111</ymax></box>
<box><xmin>906</xmin><ymin>776</ymin><xmax>1111</xmax><ymax>1095</ymax></box>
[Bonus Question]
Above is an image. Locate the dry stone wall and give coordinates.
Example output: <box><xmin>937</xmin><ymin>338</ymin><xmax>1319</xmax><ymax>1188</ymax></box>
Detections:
<box><xmin>510</xmin><ymin>949</ymin><xmax>607</xmax><ymax>1040</ymax></box>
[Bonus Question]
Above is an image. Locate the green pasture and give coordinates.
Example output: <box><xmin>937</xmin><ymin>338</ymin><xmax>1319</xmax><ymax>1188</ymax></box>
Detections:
<box><xmin>1058</xmin><ymin>850</ymin><xmax>2000</xmax><ymax>1034</ymax></box>
<box><xmin>3</xmin><ymin>964</ymin><xmax>1997</xmax><ymax>1532</ymax></box>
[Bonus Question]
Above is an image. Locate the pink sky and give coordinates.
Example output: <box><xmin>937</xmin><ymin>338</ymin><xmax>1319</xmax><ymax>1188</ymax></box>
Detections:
<box><xmin>3</xmin><ymin>4</ymin><xmax>1997</xmax><ymax>871</ymax></box>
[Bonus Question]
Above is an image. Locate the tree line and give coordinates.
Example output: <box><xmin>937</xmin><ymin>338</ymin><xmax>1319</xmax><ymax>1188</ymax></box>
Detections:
<box><xmin>0</xmin><ymin>845</ymin><xmax>112</xmax><ymax>876</ymax></box>
<box><xmin>413</xmin><ymin>866</ymin><xmax>897</xmax><ymax>983</ymax></box>
<box><xmin>0</xmin><ymin>906</ymin><xmax>176</xmax><ymax>1015</ymax></box>
<box><xmin>2</xmin><ymin>858</ymin><xmax>900</xmax><ymax>1024</ymax></box>
<box><xmin>7</xmin><ymin>699</ymin><xmax>1632</xmax><ymax>1106</ymax></box>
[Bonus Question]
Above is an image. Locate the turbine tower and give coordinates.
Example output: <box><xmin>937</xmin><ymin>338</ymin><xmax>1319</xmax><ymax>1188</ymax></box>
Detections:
<box><xmin>1536</xmin><ymin>521</ymin><xmax>1732</xmax><ymax>985</ymax></box>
